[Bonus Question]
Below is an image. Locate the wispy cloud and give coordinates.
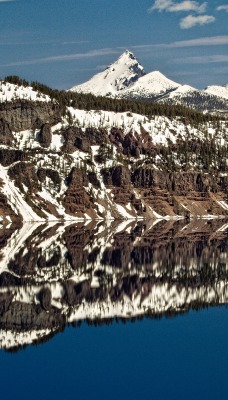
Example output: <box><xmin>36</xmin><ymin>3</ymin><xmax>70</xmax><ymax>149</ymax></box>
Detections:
<box><xmin>216</xmin><ymin>5</ymin><xmax>228</xmax><ymax>12</ymax></box>
<box><xmin>0</xmin><ymin>48</ymin><xmax>118</xmax><ymax>67</ymax></box>
<box><xmin>170</xmin><ymin>35</ymin><xmax>228</xmax><ymax>46</ymax></box>
<box><xmin>127</xmin><ymin>35</ymin><xmax>228</xmax><ymax>50</ymax></box>
<box><xmin>174</xmin><ymin>54</ymin><xmax>228</xmax><ymax>63</ymax></box>
<box><xmin>0</xmin><ymin>39</ymin><xmax>90</xmax><ymax>46</ymax></box>
<box><xmin>149</xmin><ymin>0</ymin><xmax>207</xmax><ymax>14</ymax></box>
<box><xmin>180</xmin><ymin>14</ymin><xmax>215</xmax><ymax>28</ymax></box>
<box><xmin>61</xmin><ymin>40</ymin><xmax>90</xmax><ymax>45</ymax></box>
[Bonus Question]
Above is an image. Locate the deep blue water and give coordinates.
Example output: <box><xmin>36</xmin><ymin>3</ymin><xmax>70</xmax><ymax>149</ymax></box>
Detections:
<box><xmin>1</xmin><ymin>306</ymin><xmax>228</xmax><ymax>400</ymax></box>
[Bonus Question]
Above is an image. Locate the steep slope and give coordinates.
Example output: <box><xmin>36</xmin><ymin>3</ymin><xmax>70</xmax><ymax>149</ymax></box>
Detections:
<box><xmin>70</xmin><ymin>50</ymin><xmax>145</xmax><ymax>97</ymax></box>
<box><xmin>117</xmin><ymin>70</ymin><xmax>180</xmax><ymax>100</ymax></box>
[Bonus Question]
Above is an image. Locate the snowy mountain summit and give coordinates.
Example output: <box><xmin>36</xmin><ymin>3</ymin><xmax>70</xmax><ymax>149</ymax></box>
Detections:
<box><xmin>204</xmin><ymin>84</ymin><xmax>228</xmax><ymax>100</ymax></box>
<box><xmin>70</xmin><ymin>50</ymin><xmax>228</xmax><ymax>114</ymax></box>
<box><xmin>70</xmin><ymin>50</ymin><xmax>145</xmax><ymax>97</ymax></box>
<box><xmin>70</xmin><ymin>50</ymin><xmax>178</xmax><ymax>99</ymax></box>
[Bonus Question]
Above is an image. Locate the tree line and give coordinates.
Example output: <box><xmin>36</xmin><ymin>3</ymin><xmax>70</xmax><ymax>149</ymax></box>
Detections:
<box><xmin>2</xmin><ymin>75</ymin><xmax>222</xmax><ymax>127</ymax></box>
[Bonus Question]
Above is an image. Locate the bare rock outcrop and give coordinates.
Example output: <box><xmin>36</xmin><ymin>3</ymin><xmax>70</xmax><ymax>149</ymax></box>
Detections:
<box><xmin>38</xmin><ymin>123</ymin><xmax>52</xmax><ymax>148</ymax></box>
<box><xmin>0</xmin><ymin>118</ymin><xmax>14</xmax><ymax>146</ymax></box>
<box><xmin>63</xmin><ymin>168</ymin><xmax>96</xmax><ymax>217</ymax></box>
<box><xmin>8</xmin><ymin>161</ymin><xmax>38</xmax><ymax>191</ymax></box>
<box><xmin>0</xmin><ymin>100</ymin><xmax>63</xmax><ymax>131</ymax></box>
<box><xmin>0</xmin><ymin>149</ymin><xmax>25</xmax><ymax>167</ymax></box>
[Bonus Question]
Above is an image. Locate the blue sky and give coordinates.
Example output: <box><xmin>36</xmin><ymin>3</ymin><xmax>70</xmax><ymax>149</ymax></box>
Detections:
<box><xmin>0</xmin><ymin>0</ymin><xmax>227</xmax><ymax>89</ymax></box>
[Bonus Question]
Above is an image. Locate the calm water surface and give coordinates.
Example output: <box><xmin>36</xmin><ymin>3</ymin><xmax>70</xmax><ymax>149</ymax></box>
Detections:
<box><xmin>0</xmin><ymin>219</ymin><xmax>227</xmax><ymax>400</ymax></box>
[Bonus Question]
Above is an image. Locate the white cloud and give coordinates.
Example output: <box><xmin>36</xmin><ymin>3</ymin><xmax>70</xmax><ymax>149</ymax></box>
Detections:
<box><xmin>169</xmin><ymin>1</ymin><xmax>207</xmax><ymax>13</ymax></box>
<box><xmin>128</xmin><ymin>35</ymin><xmax>228</xmax><ymax>50</ymax></box>
<box><xmin>149</xmin><ymin>0</ymin><xmax>207</xmax><ymax>14</ymax></box>
<box><xmin>0</xmin><ymin>48</ymin><xmax>119</xmax><ymax>67</ymax></box>
<box><xmin>180</xmin><ymin>14</ymin><xmax>215</xmax><ymax>28</ymax></box>
<box><xmin>174</xmin><ymin>54</ymin><xmax>228</xmax><ymax>63</ymax></box>
<box><xmin>216</xmin><ymin>5</ymin><xmax>228</xmax><ymax>12</ymax></box>
<box><xmin>149</xmin><ymin>0</ymin><xmax>172</xmax><ymax>12</ymax></box>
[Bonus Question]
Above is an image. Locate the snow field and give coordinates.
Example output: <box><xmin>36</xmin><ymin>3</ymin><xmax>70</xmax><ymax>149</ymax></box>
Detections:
<box><xmin>0</xmin><ymin>81</ymin><xmax>52</xmax><ymax>103</ymax></box>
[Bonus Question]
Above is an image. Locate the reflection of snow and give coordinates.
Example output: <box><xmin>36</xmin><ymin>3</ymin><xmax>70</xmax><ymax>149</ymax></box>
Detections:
<box><xmin>0</xmin><ymin>218</ymin><xmax>227</xmax><ymax>350</ymax></box>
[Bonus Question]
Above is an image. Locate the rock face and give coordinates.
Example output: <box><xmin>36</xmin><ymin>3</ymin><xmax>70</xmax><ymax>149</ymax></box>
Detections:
<box><xmin>0</xmin><ymin>149</ymin><xmax>25</xmax><ymax>167</ymax></box>
<box><xmin>0</xmin><ymin>82</ymin><xmax>227</xmax><ymax>222</ymax></box>
<box><xmin>37</xmin><ymin>168</ymin><xmax>61</xmax><ymax>185</ymax></box>
<box><xmin>62</xmin><ymin>126</ymin><xmax>92</xmax><ymax>153</ymax></box>
<box><xmin>0</xmin><ymin>118</ymin><xmax>14</xmax><ymax>145</ymax></box>
<box><xmin>38</xmin><ymin>123</ymin><xmax>52</xmax><ymax>148</ymax></box>
<box><xmin>8</xmin><ymin>162</ymin><xmax>37</xmax><ymax>189</ymax></box>
<box><xmin>62</xmin><ymin>126</ymin><xmax>107</xmax><ymax>153</ymax></box>
<box><xmin>0</xmin><ymin>101</ymin><xmax>63</xmax><ymax>131</ymax></box>
<box><xmin>102</xmin><ymin>165</ymin><xmax>131</xmax><ymax>187</ymax></box>
<box><xmin>0</xmin><ymin>192</ymin><xmax>22</xmax><ymax>224</ymax></box>
<box><xmin>63</xmin><ymin>168</ymin><xmax>96</xmax><ymax>218</ymax></box>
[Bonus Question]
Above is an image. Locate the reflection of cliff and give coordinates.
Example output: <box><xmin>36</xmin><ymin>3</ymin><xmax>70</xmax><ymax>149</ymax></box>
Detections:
<box><xmin>0</xmin><ymin>219</ymin><xmax>227</xmax><ymax>351</ymax></box>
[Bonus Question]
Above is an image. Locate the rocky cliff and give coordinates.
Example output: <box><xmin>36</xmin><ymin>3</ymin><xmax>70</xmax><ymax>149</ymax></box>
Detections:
<box><xmin>0</xmin><ymin>79</ymin><xmax>227</xmax><ymax>223</ymax></box>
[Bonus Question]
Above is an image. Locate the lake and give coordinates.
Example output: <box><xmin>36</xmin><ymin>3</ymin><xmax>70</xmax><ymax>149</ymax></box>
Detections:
<box><xmin>0</xmin><ymin>218</ymin><xmax>227</xmax><ymax>400</ymax></box>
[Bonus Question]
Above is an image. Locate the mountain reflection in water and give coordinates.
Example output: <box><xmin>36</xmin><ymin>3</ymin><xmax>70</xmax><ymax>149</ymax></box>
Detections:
<box><xmin>0</xmin><ymin>219</ymin><xmax>227</xmax><ymax>351</ymax></box>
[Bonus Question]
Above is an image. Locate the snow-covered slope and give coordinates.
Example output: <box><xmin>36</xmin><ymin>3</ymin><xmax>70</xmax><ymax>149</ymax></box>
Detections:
<box><xmin>159</xmin><ymin>84</ymin><xmax>204</xmax><ymax>105</ymax></box>
<box><xmin>0</xmin><ymin>78</ymin><xmax>227</xmax><ymax>223</ymax></box>
<box><xmin>118</xmin><ymin>70</ymin><xmax>180</xmax><ymax>100</ymax></box>
<box><xmin>204</xmin><ymin>84</ymin><xmax>228</xmax><ymax>100</ymax></box>
<box><xmin>159</xmin><ymin>84</ymin><xmax>228</xmax><ymax>113</ymax></box>
<box><xmin>164</xmin><ymin>84</ymin><xmax>198</xmax><ymax>98</ymax></box>
<box><xmin>0</xmin><ymin>81</ymin><xmax>51</xmax><ymax>103</ymax></box>
<box><xmin>70</xmin><ymin>50</ymin><xmax>145</xmax><ymax>96</ymax></box>
<box><xmin>0</xmin><ymin>103</ymin><xmax>227</xmax><ymax>222</ymax></box>
<box><xmin>66</xmin><ymin>107</ymin><xmax>227</xmax><ymax>146</ymax></box>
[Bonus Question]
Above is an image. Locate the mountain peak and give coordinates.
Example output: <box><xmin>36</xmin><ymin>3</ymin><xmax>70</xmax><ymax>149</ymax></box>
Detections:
<box><xmin>69</xmin><ymin>51</ymin><xmax>228</xmax><ymax>110</ymax></box>
<box><xmin>119</xmin><ymin>49</ymin><xmax>137</xmax><ymax>60</ymax></box>
<box><xmin>70</xmin><ymin>50</ymin><xmax>145</xmax><ymax>96</ymax></box>
<box><xmin>115</xmin><ymin>50</ymin><xmax>142</xmax><ymax>69</ymax></box>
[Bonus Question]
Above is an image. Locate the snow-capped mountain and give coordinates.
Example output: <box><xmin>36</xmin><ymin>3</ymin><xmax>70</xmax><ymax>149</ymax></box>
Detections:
<box><xmin>70</xmin><ymin>51</ymin><xmax>228</xmax><ymax>114</ymax></box>
<box><xmin>70</xmin><ymin>50</ymin><xmax>145</xmax><ymax>97</ymax></box>
<box><xmin>204</xmin><ymin>84</ymin><xmax>228</xmax><ymax>100</ymax></box>
<box><xmin>70</xmin><ymin>51</ymin><xmax>179</xmax><ymax>100</ymax></box>
<box><xmin>118</xmin><ymin>70</ymin><xmax>180</xmax><ymax>100</ymax></box>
